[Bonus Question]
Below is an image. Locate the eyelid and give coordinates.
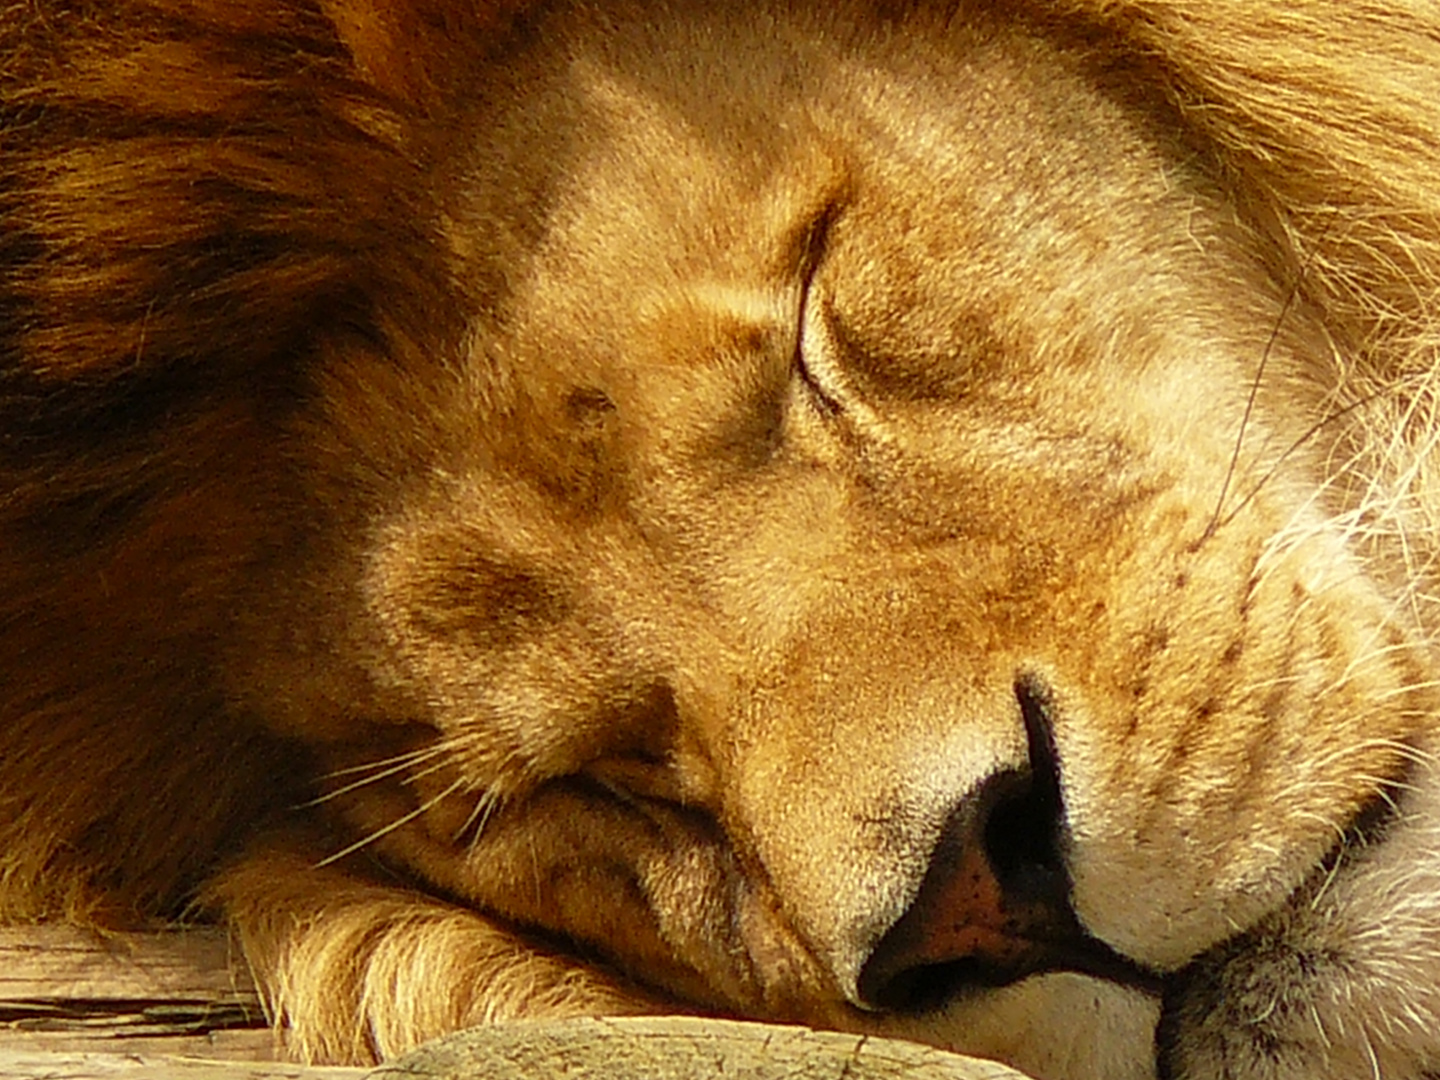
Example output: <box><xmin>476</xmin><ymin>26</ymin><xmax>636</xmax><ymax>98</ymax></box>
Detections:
<box><xmin>793</xmin><ymin>200</ymin><xmax>845</xmax><ymax>282</ymax></box>
<box><xmin>796</xmin><ymin>290</ymin><xmax>846</xmax><ymax>417</ymax></box>
<box><xmin>788</xmin><ymin>202</ymin><xmax>847</xmax><ymax>409</ymax></box>
<box><xmin>585</xmin><ymin>754</ymin><xmax>688</xmax><ymax>808</ymax></box>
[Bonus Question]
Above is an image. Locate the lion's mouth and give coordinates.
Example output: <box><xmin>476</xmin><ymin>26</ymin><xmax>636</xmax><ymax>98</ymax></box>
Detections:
<box><xmin>865</xmin><ymin>934</ymin><xmax>1165</xmax><ymax>1014</ymax></box>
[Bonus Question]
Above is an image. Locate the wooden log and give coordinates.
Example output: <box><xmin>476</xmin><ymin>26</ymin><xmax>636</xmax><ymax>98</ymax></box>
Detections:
<box><xmin>373</xmin><ymin>1017</ymin><xmax>1036</xmax><ymax>1080</ymax></box>
<box><xmin>0</xmin><ymin>924</ymin><xmax>260</xmax><ymax>1004</ymax></box>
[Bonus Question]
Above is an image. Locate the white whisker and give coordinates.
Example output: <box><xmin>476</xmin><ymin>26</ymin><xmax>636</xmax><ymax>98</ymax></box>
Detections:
<box><xmin>314</xmin><ymin>777</ymin><xmax>469</xmax><ymax>869</ymax></box>
<box><xmin>302</xmin><ymin>745</ymin><xmax>448</xmax><ymax>807</ymax></box>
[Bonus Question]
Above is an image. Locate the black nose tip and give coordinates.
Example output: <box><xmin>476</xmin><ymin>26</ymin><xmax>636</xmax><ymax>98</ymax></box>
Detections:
<box><xmin>856</xmin><ymin>676</ymin><xmax>1145</xmax><ymax>1012</ymax></box>
<box><xmin>983</xmin><ymin>675</ymin><xmax>1073</xmax><ymax>908</ymax></box>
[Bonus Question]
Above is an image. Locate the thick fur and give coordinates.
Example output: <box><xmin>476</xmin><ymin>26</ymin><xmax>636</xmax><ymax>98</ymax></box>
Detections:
<box><xmin>3</xmin><ymin>2</ymin><xmax>1440</xmax><ymax>1078</ymax></box>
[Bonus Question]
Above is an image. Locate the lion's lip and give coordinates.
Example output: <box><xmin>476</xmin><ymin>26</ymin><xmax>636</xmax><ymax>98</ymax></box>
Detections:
<box><xmin>857</xmin><ymin>913</ymin><xmax>1164</xmax><ymax>1014</ymax></box>
<box><xmin>1029</xmin><ymin>931</ymin><xmax>1167</xmax><ymax>995</ymax></box>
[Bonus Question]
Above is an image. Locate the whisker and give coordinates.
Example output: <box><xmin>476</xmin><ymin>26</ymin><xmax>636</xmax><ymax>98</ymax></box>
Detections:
<box><xmin>1309</xmin><ymin>842</ymin><xmax>1349</xmax><ymax>909</ymax></box>
<box><xmin>1300</xmin><ymin>736</ymin><xmax>1438</xmax><ymax>773</ymax></box>
<box><xmin>314</xmin><ymin>777</ymin><xmax>469</xmax><ymax>868</ymax></box>
<box><xmin>1355</xmin><ymin>678</ymin><xmax>1440</xmax><ymax>704</ymax></box>
<box><xmin>1326</xmin><ymin>635</ymin><xmax>1437</xmax><ymax>697</ymax></box>
<box><xmin>457</xmin><ymin>788</ymin><xmax>505</xmax><ymax>852</ymax></box>
<box><xmin>1220</xmin><ymin>371</ymin><xmax>1432</xmax><ymax>532</ymax></box>
<box><xmin>315</xmin><ymin>745</ymin><xmax>441</xmax><ymax>781</ymax></box>
<box><xmin>301</xmin><ymin>745</ymin><xmax>447</xmax><ymax>808</ymax></box>
<box><xmin>1205</xmin><ymin>283</ymin><xmax>1298</xmax><ymax>541</ymax></box>
<box><xmin>1207</xmin><ymin>215</ymin><xmax>1340</xmax><ymax>540</ymax></box>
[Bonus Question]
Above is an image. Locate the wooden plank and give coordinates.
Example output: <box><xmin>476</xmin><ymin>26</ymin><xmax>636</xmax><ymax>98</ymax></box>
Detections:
<box><xmin>0</xmin><ymin>926</ymin><xmax>260</xmax><ymax>1006</ymax></box>
<box><xmin>0</xmin><ymin>1050</ymin><xmax>364</xmax><ymax>1079</ymax></box>
<box><xmin>0</xmin><ymin>1020</ymin><xmax>281</xmax><ymax>1059</ymax></box>
<box><xmin>0</xmin><ymin>924</ymin><xmax>275</xmax><ymax>1063</ymax></box>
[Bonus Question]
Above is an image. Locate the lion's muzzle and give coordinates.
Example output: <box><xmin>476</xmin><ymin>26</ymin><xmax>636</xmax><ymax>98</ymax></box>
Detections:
<box><xmin>854</xmin><ymin>678</ymin><xmax>1162</xmax><ymax>1013</ymax></box>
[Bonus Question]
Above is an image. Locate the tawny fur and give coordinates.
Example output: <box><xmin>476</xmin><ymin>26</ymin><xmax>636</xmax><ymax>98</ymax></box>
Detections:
<box><xmin>3</xmin><ymin>3</ymin><xmax>1440</xmax><ymax>1080</ymax></box>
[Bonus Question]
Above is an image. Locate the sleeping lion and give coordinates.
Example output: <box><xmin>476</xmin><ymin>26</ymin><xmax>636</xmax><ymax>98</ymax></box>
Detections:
<box><xmin>3</xmin><ymin>1</ymin><xmax>1440</xmax><ymax>1078</ymax></box>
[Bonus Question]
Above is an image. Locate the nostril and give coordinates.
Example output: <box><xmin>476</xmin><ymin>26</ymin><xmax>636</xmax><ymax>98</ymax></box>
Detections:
<box><xmin>984</xmin><ymin>676</ymin><xmax>1068</xmax><ymax>902</ymax></box>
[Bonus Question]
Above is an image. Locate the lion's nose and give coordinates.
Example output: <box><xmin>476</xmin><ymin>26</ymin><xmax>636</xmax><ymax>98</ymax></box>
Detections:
<box><xmin>854</xmin><ymin>676</ymin><xmax>1149</xmax><ymax>1012</ymax></box>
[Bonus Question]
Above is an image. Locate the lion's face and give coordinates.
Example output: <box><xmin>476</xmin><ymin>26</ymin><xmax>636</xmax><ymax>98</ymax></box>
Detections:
<box><xmin>232</xmin><ymin>5</ymin><xmax>1433</xmax><ymax>1076</ymax></box>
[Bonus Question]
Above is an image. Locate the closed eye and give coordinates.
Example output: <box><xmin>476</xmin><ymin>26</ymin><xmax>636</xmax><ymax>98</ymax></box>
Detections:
<box><xmin>792</xmin><ymin>202</ymin><xmax>847</xmax><ymax>417</ymax></box>
<box><xmin>796</xmin><ymin>294</ymin><xmax>846</xmax><ymax>417</ymax></box>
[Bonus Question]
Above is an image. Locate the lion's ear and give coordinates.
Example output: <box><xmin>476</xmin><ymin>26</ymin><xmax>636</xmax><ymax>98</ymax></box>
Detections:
<box><xmin>321</xmin><ymin>0</ymin><xmax>534</xmax><ymax>104</ymax></box>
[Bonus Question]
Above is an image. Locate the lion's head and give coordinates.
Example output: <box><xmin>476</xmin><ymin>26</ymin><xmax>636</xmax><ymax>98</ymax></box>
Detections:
<box><xmin>5</xmin><ymin>2</ymin><xmax>1440</xmax><ymax>1078</ymax></box>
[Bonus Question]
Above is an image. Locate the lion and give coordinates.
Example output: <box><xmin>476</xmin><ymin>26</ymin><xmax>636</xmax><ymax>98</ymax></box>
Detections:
<box><xmin>3</xmin><ymin>1</ymin><xmax>1440</xmax><ymax>1077</ymax></box>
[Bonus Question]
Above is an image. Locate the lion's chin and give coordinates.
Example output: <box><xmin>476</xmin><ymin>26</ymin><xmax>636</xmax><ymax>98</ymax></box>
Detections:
<box><xmin>868</xmin><ymin>973</ymin><xmax>1160</xmax><ymax>1080</ymax></box>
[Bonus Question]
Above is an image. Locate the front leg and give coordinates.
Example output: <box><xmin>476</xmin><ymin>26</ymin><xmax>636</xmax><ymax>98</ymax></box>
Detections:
<box><xmin>208</xmin><ymin>836</ymin><xmax>666</xmax><ymax>1064</ymax></box>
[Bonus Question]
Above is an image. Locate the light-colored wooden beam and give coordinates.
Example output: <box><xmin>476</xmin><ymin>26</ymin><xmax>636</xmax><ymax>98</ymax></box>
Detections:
<box><xmin>0</xmin><ymin>925</ymin><xmax>260</xmax><ymax>1006</ymax></box>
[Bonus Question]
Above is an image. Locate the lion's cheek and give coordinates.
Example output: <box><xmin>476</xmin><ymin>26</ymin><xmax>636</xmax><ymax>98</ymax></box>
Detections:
<box><xmin>1060</xmin><ymin>522</ymin><xmax>1429</xmax><ymax>970</ymax></box>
